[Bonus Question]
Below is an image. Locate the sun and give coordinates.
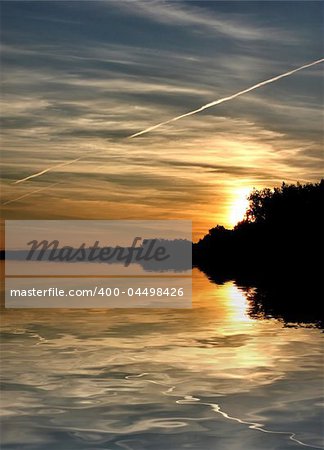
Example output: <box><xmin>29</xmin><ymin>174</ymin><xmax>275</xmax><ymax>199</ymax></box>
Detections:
<box><xmin>229</xmin><ymin>187</ymin><xmax>250</xmax><ymax>228</ymax></box>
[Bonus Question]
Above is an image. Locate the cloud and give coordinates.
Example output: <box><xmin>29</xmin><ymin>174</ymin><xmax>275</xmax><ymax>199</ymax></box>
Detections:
<box><xmin>111</xmin><ymin>0</ymin><xmax>294</xmax><ymax>42</ymax></box>
<box><xmin>1</xmin><ymin>1</ymin><xmax>323</xmax><ymax>234</ymax></box>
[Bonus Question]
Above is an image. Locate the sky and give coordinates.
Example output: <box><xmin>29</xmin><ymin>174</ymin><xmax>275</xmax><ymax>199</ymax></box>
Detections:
<box><xmin>1</xmin><ymin>1</ymin><xmax>323</xmax><ymax>240</ymax></box>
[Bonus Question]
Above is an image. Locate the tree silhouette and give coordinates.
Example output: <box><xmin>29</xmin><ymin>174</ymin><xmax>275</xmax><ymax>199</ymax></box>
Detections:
<box><xmin>193</xmin><ymin>180</ymin><xmax>324</xmax><ymax>327</ymax></box>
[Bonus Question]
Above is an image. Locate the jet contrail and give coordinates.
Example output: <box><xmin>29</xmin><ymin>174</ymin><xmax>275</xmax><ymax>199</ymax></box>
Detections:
<box><xmin>128</xmin><ymin>58</ymin><xmax>324</xmax><ymax>138</ymax></box>
<box><xmin>3</xmin><ymin>182</ymin><xmax>60</xmax><ymax>206</ymax></box>
<box><xmin>13</xmin><ymin>155</ymin><xmax>85</xmax><ymax>185</ymax></box>
<box><xmin>10</xmin><ymin>57</ymin><xmax>324</xmax><ymax>189</ymax></box>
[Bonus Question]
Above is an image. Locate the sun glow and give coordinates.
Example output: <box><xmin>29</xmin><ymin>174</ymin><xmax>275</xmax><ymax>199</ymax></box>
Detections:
<box><xmin>229</xmin><ymin>187</ymin><xmax>250</xmax><ymax>228</ymax></box>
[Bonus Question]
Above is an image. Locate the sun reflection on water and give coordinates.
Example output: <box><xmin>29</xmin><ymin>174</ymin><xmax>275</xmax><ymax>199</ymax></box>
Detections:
<box><xmin>224</xmin><ymin>283</ymin><xmax>253</xmax><ymax>324</ymax></box>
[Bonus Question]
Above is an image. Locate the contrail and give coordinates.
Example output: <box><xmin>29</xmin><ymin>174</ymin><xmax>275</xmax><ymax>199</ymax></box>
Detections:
<box><xmin>10</xmin><ymin>57</ymin><xmax>324</xmax><ymax>188</ymax></box>
<box><xmin>3</xmin><ymin>182</ymin><xmax>60</xmax><ymax>206</ymax></box>
<box><xmin>128</xmin><ymin>58</ymin><xmax>324</xmax><ymax>138</ymax></box>
<box><xmin>13</xmin><ymin>156</ymin><xmax>85</xmax><ymax>185</ymax></box>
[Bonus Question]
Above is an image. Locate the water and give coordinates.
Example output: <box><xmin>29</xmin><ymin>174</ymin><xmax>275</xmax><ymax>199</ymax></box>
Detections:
<box><xmin>1</xmin><ymin>269</ymin><xmax>323</xmax><ymax>449</ymax></box>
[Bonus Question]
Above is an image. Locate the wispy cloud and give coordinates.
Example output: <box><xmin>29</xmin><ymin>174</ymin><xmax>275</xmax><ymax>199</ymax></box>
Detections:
<box><xmin>112</xmin><ymin>0</ymin><xmax>294</xmax><ymax>42</ymax></box>
<box><xmin>1</xmin><ymin>1</ymin><xmax>323</xmax><ymax>235</ymax></box>
<box><xmin>7</xmin><ymin>57</ymin><xmax>321</xmax><ymax>188</ymax></box>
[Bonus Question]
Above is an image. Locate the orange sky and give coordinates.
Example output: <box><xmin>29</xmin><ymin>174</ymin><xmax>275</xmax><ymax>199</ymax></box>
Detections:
<box><xmin>1</xmin><ymin>2</ymin><xmax>323</xmax><ymax>242</ymax></box>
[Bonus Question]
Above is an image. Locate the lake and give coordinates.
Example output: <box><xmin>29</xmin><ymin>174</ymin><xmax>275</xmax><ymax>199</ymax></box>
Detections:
<box><xmin>1</xmin><ymin>268</ymin><xmax>323</xmax><ymax>449</ymax></box>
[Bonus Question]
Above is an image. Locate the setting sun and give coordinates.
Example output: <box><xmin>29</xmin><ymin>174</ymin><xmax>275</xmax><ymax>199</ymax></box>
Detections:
<box><xmin>229</xmin><ymin>187</ymin><xmax>250</xmax><ymax>227</ymax></box>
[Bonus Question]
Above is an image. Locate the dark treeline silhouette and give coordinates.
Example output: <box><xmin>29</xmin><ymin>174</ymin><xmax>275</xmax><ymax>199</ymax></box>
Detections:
<box><xmin>193</xmin><ymin>180</ymin><xmax>324</xmax><ymax>327</ymax></box>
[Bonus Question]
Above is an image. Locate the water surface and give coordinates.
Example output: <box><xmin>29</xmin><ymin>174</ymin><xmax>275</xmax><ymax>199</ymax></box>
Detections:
<box><xmin>1</xmin><ymin>269</ymin><xmax>323</xmax><ymax>449</ymax></box>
